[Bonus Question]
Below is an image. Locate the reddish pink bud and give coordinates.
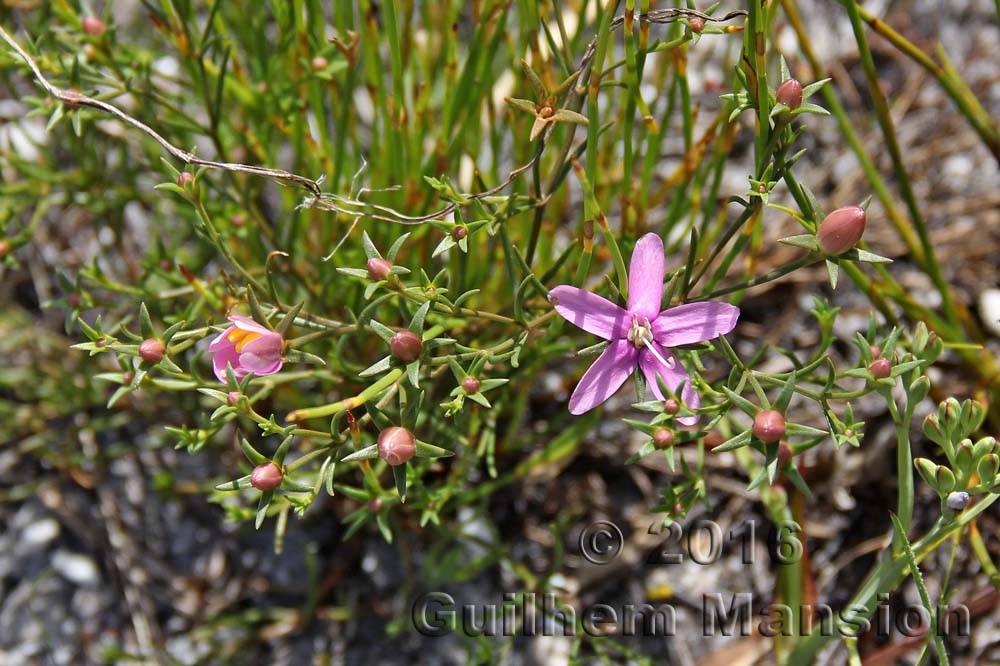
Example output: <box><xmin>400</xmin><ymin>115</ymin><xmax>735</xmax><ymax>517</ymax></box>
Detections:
<box><xmin>663</xmin><ymin>399</ymin><xmax>680</xmax><ymax>415</ymax></box>
<box><xmin>122</xmin><ymin>370</ymin><xmax>134</xmax><ymax>384</ymax></box>
<box><xmin>250</xmin><ymin>462</ymin><xmax>283</xmax><ymax>491</ymax></box>
<box><xmin>652</xmin><ymin>429</ymin><xmax>675</xmax><ymax>449</ymax></box>
<box><xmin>159</xmin><ymin>259</ymin><xmax>173</xmax><ymax>271</ymax></box>
<box><xmin>776</xmin><ymin>79</ymin><xmax>803</xmax><ymax>110</ymax></box>
<box><xmin>869</xmin><ymin>357</ymin><xmax>892</xmax><ymax>379</ymax></box>
<box><xmin>227</xmin><ymin>391</ymin><xmax>242</xmax><ymax>406</ymax></box>
<box><xmin>462</xmin><ymin>377</ymin><xmax>481</xmax><ymax>394</ymax></box>
<box><xmin>67</xmin><ymin>293</ymin><xmax>81</xmax><ymax>308</ymax></box>
<box><xmin>82</xmin><ymin>16</ymin><xmax>106</xmax><ymax>36</ymax></box>
<box><xmin>0</xmin><ymin>240</ymin><xmax>9</xmax><ymax>259</ymax></box>
<box><xmin>817</xmin><ymin>205</ymin><xmax>867</xmax><ymax>255</ymax></box>
<box><xmin>178</xmin><ymin>172</ymin><xmax>195</xmax><ymax>188</ymax></box>
<box><xmin>230</xmin><ymin>214</ymin><xmax>246</xmax><ymax>227</ymax></box>
<box><xmin>139</xmin><ymin>338</ymin><xmax>165</xmax><ymax>363</ymax></box>
<box><xmin>367</xmin><ymin>257</ymin><xmax>392</xmax><ymax>281</ymax></box>
<box><xmin>452</xmin><ymin>226</ymin><xmax>468</xmax><ymax>240</ymax></box>
<box><xmin>777</xmin><ymin>441</ymin><xmax>794</xmax><ymax>467</ymax></box>
<box><xmin>368</xmin><ymin>497</ymin><xmax>384</xmax><ymax>512</ymax></box>
<box><xmin>689</xmin><ymin>17</ymin><xmax>705</xmax><ymax>33</ymax></box>
<box><xmin>377</xmin><ymin>426</ymin><xmax>416</xmax><ymax>466</ymax></box>
<box><xmin>753</xmin><ymin>410</ymin><xmax>786</xmax><ymax>443</ymax></box>
<box><xmin>870</xmin><ymin>345</ymin><xmax>881</xmax><ymax>359</ymax></box>
<box><xmin>311</xmin><ymin>56</ymin><xmax>328</xmax><ymax>71</ymax></box>
<box><xmin>390</xmin><ymin>330</ymin><xmax>423</xmax><ymax>363</ymax></box>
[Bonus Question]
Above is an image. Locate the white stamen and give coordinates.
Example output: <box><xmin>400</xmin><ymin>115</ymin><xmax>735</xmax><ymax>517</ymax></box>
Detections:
<box><xmin>644</xmin><ymin>339</ymin><xmax>673</xmax><ymax>368</ymax></box>
<box><xmin>626</xmin><ymin>316</ymin><xmax>676</xmax><ymax>369</ymax></box>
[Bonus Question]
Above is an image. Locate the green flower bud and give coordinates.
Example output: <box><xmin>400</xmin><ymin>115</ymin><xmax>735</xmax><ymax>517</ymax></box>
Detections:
<box><xmin>914</xmin><ymin>458</ymin><xmax>938</xmax><ymax>489</ymax></box>
<box><xmin>956</xmin><ymin>441</ymin><xmax>975</xmax><ymax>475</ymax></box>
<box><xmin>977</xmin><ymin>454</ymin><xmax>999</xmax><ymax>487</ymax></box>
<box><xmin>935</xmin><ymin>465</ymin><xmax>956</xmax><ymax>494</ymax></box>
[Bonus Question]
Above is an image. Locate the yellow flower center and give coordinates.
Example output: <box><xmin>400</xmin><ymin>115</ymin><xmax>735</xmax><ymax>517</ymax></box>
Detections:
<box><xmin>228</xmin><ymin>328</ymin><xmax>263</xmax><ymax>352</ymax></box>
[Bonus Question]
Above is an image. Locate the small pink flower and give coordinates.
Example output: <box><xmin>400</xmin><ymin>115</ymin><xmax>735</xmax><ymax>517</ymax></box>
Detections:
<box><xmin>208</xmin><ymin>314</ymin><xmax>283</xmax><ymax>383</ymax></box>
<box><xmin>548</xmin><ymin>233</ymin><xmax>739</xmax><ymax>424</ymax></box>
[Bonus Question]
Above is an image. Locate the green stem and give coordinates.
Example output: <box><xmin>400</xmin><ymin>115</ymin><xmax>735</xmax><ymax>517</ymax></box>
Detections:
<box><xmin>286</xmin><ymin>368</ymin><xmax>403</xmax><ymax>422</ymax></box>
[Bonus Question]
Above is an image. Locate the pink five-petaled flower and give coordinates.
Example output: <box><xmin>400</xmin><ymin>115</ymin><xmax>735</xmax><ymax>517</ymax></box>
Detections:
<box><xmin>548</xmin><ymin>233</ymin><xmax>739</xmax><ymax>424</ymax></box>
<box><xmin>208</xmin><ymin>314</ymin><xmax>283</xmax><ymax>383</ymax></box>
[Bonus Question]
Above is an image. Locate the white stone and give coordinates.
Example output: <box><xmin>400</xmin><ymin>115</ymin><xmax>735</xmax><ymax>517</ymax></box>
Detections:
<box><xmin>21</xmin><ymin>518</ymin><xmax>60</xmax><ymax>549</ymax></box>
<box><xmin>979</xmin><ymin>288</ymin><xmax>1000</xmax><ymax>337</ymax></box>
<box><xmin>51</xmin><ymin>550</ymin><xmax>100</xmax><ymax>587</ymax></box>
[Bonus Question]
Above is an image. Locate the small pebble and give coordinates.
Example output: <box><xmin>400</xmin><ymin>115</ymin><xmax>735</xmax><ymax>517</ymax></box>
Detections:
<box><xmin>51</xmin><ymin>551</ymin><xmax>100</xmax><ymax>587</ymax></box>
<box><xmin>978</xmin><ymin>288</ymin><xmax>1000</xmax><ymax>337</ymax></box>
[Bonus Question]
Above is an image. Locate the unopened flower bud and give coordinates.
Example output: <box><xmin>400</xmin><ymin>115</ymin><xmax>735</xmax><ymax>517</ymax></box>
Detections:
<box><xmin>139</xmin><ymin>338</ymin><xmax>165</xmax><ymax>363</ymax></box>
<box><xmin>817</xmin><ymin>205</ymin><xmax>867</xmax><ymax>255</ymax></box>
<box><xmin>689</xmin><ymin>17</ymin><xmax>705</xmax><ymax>33</ymax></box>
<box><xmin>775</xmin><ymin>79</ymin><xmax>803</xmax><ymax>110</ymax></box>
<box><xmin>946</xmin><ymin>491</ymin><xmax>970</xmax><ymax>512</ymax></box>
<box><xmin>870</xmin><ymin>345</ymin><xmax>881</xmax><ymax>359</ymax></box>
<box><xmin>178</xmin><ymin>172</ymin><xmax>195</xmax><ymax>188</ymax></box>
<box><xmin>663</xmin><ymin>399</ymin><xmax>680</xmax><ymax>415</ymax></box>
<box><xmin>368</xmin><ymin>497</ymin><xmax>384</xmax><ymax>512</ymax></box>
<box><xmin>377</xmin><ymin>426</ymin><xmax>416</xmax><ymax>466</ymax></box>
<box><xmin>777</xmin><ymin>441</ymin><xmax>794</xmax><ymax>467</ymax></box>
<box><xmin>367</xmin><ymin>257</ymin><xmax>392</xmax><ymax>281</ymax></box>
<box><xmin>311</xmin><ymin>56</ymin><xmax>328</xmax><ymax>71</ymax></box>
<box><xmin>67</xmin><ymin>293</ymin><xmax>81</xmax><ymax>308</ymax></box>
<box><xmin>390</xmin><ymin>330</ymin><xmax>423</xmax><ymax>362</ymax></box>
<box><xmin>869</xmin><ymin>357</ymin><xmax>892</xmax><ymax>379</ymax></box>
<box><xmin>250</xmin><ymin>462</ymin><xmax>283</xmax><ymax>491</ymax></box>
<box><xmin>82</xmin><ymin>16</ymin><xmax>106</xmax><ymax>36</ymax></box>
<box><xmin>752</xmin><ymin>410</ymin><xmax>786</xmax><ymax>443</ymax></box>
<box><xmin>652</xmin><ymin>429</ymin><xmax>674</xmax><ymax>449</ymax></box>
<box><xmin>452</xmin><ymin>226</ymin><xmax>468</xmax><ymax>240</ymax></box>
<box><xmin>227</xmin><ymin>391</ymin><xmax>242</xmax><ymax>407</ymax></box>
<box><xmin>122</xmin><ymin>370</ymin><xmax>134</xmax><ymax>384</ymax></box>
<box><xmin>0</xmin><ymin>240</ymin><xmax>11</xmax><ymax>259</ymax></box>
<box><xmin>462</xmin><ymin>377</ymin><xmax>481</xmax><ymax>394</ymax></box>
<box><xmin>230</xmin><ymin>214</ymin><xmax>246</xmax><ymax>227</ymax></box>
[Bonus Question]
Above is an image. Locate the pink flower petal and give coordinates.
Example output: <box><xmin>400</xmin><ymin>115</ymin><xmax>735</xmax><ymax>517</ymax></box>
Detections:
<box><xmin>240</xmin><ymin>333</ymin><xmax>282</xmax><ymax>363</ymax></box>
<box><xmin>238</xmin><ymin>333</ymin><xmax>283</xmax><ymax>376</ymax></box>
<box><xmin>651</xmin><ymin>302</ymin><xmax>739</xmax><ymax>347</ymax></box>
<box><xmin>549</xmin><ymin>285</ymin><xmax>630</xmax><ymax>340</ymax></box>
<box><xmin>208</xmin><ymin>326</ymin><xmax>236</xmax><ymax>352</ymax></box>
<box><xmin>239</xmin><ymin>353</ymin><xmax>283</xmax><ymax>376</ymax></box>
<box><xmin>211</xmin><ymin>342</ymin><xmax>242</xmax><ymax>383</ymax></box>
<box><xmin>627</xmin><ymin>233</ymin><xmax>664</xmax><ymax>320</ymax></box>
<box><xmin>638</xmin><ymin>342</ymin><xmax>700</xmax><ymax>426</ymax></box>
<box><xmin>568</xmin><ymin>340</ymin><xmax>638</xmax><ymax>415</ymax></box>
<box><xmin>229</xmin><ymin>314</ymin><xmax>273</xmax><ymax>336</ymax></box>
